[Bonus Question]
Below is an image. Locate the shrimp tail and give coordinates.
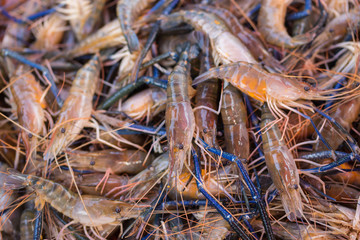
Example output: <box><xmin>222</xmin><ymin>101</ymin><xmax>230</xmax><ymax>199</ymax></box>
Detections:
<box><xmin>0</xmin><ymin>169</ymin><xmax>27</xmax><ymax>190</ymax></box>
<box><xmin>192</xmin><ymin>66</ymin><xmax>223</xmax><ymax>86</ymax></box>
<box><xmin>281</xmin><ymin>189</ymin><xmax>303</xmax><ymax>221</ymax></box>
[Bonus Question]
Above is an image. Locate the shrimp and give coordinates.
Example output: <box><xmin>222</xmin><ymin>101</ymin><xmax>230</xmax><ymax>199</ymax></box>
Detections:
<box><xmin>315</xmin><ymin>96</ymin><xmax>360</xmax><ymax>151</ymax></box>
<box><xmin>261</xmin><ymin>103</ymin><xmax>302</xmax><ymax>221</ymax></box>
<box><xmin>193</xmin><ymin>213</ymin><xmax>230</xmax><ymax>240</ymax></box>
<box><xmin>20</xmin><ymin>209</ymin><xmax>36</xmax><ymax>240</ymax></box>
<box><xmin>31</xmin><ymin>13</ymin><xmax>67</xmax><ymax>50</ymax></box>
<box><xmin>221</xmin><ymin>84</ymin><xmax>250</xmax><ymax>160</ymax></box>
<box><xmin>116</xmin><ymin>0</ymin><xmax>156</xmax><ymax>53</ymax></box>
<box><xmin>67</xmin><ymin>20</ymin><xmax>126</xmax><ymax>57</ymax></box>
<box><xmin>193</xmin><ymin>4</ymin><xmax>283</xmax><ymax>71</ymax></box>
<box><xmin>8</xmin><ymin>65</ymin><xmax>46</xmax><ymax>159</ymax></box>
<box><xmin>165</xmin><ymin>44</ymin><xmax>195</xmax><ymax>178</ymax></box>
<box><xmin>1</xmin><ymin>170</ymin><xmax>144</xmax><ymax>227</ymax></box>
<box><xmin>58</xmin><ymin>0</ymin><xmax>106</xmax><ymax>41</ymax></box>
<box><xmin>258</xmin><ymin>0</ymin><xmax>313</xmax><ymax>48</ymax></box>
<box><xmin>67</xmin><ymin>149</ymin><xmax>154</xmax><ymax>174</ymax></box>
<box><xmin>162</xmin><ymin>10</ymin><xmax>257</xmax><ymax>66</ymax></box>
<box><xmin>0</xmin><ymin>162</ymin><xmax>15</xmax><ymax>211</ymax></box>
<box><xmin>121</xmin><ymin>88</ymin><xmax>167</xmax><ymax>121</ymax></box>
<box><xmin>44</xmin><ymin>54</ymin><xmax>100</xmax><ymax>161</ymax></box>
<box><xmin>324</xmin><ymin>0</ymin><xmax>354</xmax><ymax>19</ymax></box>
<box><xmin>193</xmin><ymin>61</ymin><xmax>327</xmax><ymax>109</ymax></box>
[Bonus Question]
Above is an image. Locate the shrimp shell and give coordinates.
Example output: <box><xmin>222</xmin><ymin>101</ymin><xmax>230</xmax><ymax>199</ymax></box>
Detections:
<box><xmin>44</xmin><ymin>54</ymin><xmax>100</xmax><ymax>161</ymax></box>
<box><xmin>261</xmin><ymin>104</ymin><xmax>302</xmax><ymax>221</ymax></box>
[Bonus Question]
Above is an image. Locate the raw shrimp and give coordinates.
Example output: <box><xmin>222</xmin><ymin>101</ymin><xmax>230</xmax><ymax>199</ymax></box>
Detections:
<box><xmin>8</xmin><ymin>65</ymin><xmax>46</xmax><ymax>159</ymax></box>
<box><xmin>221</xmin><ymin>84</ymin><xmax>250</xmax><ymax>160</ymax></box>
<box><xmin>162</xmin><ymin>10</ymin><xmax>257</xmax><ymax>65</ymax></box>
<box><xmin>166</xmin><ymin>44</ymin><xmax>195</xmax><ymax>178</ymax></box>
<box><xmin>261</xmin><ymin>103</ymin><xmax>302</xmax><ymax>221</ymax></box>
<box><xmin>67</xmin><ymin>149</ymin><xmax>153</xmax><ymax>174</ymax></box>
<box><xmin>258</xmin><ymin>0</ymin><xmax>313</xmax><ymax>48</ymax></box>
<box><xmin>121</xmin><ymin>88</ymin><xmax>167</xmax><ymax>121</ymax></box>
<box><xmin>193</xmin><ymin>61</ymin><xmax>327</xmax><ymax>109</ymax></box>
<box><xmin>2</xmin><ymin>170</ymin><xmax>144</xmax><ymax>227</ymax></box>
<box><xmin>315</xmin><ymin>96</ymin><xmax>360</xmax><ymax>151</ymax></box>
<box><xmin>58</xmin><ymin>0</ymin><xmax>106</xmax><ymax>41</ymax></box>
<box><xmin>44</xmin><ymin>54</ymin><xmax>100</xmax><ymax>161</ymax></box>
<box><xmin>20</xmin><ymin>208</ymin><xmax>36</xmax><ymax>240</ymax></box>
<box><xmin>67</xmin><ymin>20</ymin><xmax>126</xmax><ymax>57</ymax></box>
<box><xmin>116</xmin><ymin>0</ymin><xmax>156</xmax><ymax>53</ymax></box>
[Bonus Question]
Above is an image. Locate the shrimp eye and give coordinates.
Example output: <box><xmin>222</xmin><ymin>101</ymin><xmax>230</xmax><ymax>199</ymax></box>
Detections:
<box><xmin>90</xmin><ymin>160</ymin><xmax>95</xmax><ymax>166</ymax></box>
<box><xmin>115</xmin><ymin>207</ymin><xmax>121</xmax><ymax>213</ymax></box>
<box><xmin>28</xmin><ymin>133</ymin><xmax>33</xmax><ymax>138</ymax></box>
<box><xmin>61</xmin><ymin>128</ymin><xmax>66</xmax><ymax>133</ymax></box>
<box><xmin>203</xmin><ymin>128</ymin><xmax>208</xmax><ymax>133</ymax></box>
<box><xmin>304</xmin><ymin>86</ymin><xmax>310</xmax><ymax>91</ymax></box>
<box><xmin>178</xmin><ymin>143</ymin><xmax>184</xmax><ymax>150</ymax></box>
<box><xmin>292</xmin><ymin>184</ymin><xmax>299</xmax><ymax>190</ymax></box>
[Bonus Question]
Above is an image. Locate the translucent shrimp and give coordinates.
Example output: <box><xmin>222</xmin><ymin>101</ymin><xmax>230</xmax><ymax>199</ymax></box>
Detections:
<box><xmin>258</xmin><ymin>0</ymin><xmax>313</xmax><ymax>48</ymax></box>
<box><xmin>121</xmin><ymin>88</ymin><xmax>167</xmax><ymax>121</ymax></box>
<box><xmin>221</xmin><ymin>84</ymin><xmax>250</xmax><ymax>160</ymax></box>
<box><xmin>116</xmin><ymin>0</ymin><xmax>156</xmax><ymax>53</ymax></box>
<box><xmin>1</xmin><ymin>170</ymin><xmax>144</xmax><ymax>227</ymax></box>
<box><xmin>165</xmin><ymin>45</ymin><xmax>195</xmax><ymax>178</ymax></box>
<box><xmin>162</xmin><ymin>10</ymin><xmax>257</xmax><ymax>65</ymax></box>
<box><xmin>31</xmin><ymin>13</ymin><xmax>67</xmax><ymax>50</ymax></box>
<box><xmin>8</xmin><ymin>65</ymin><xmax>46</xmax><ymax>159</ymax></box>
<box><xmin>67</xmin><ymin>149</ymin><xmax>154</xmax><ymax>174</ymax></box>
<box><xmin>193</xmin><ymin>61</ymin><xmax>330</xmax><ymax>109</ymax></box>
<box><xmin>315</xmin><ymin>96</ymin><xmax>360</xmax><ymax>151</ymax></box>
<box><xmin>261</xmin><ymin>103</ymin><xmax>302</xmax><ymax>221</ymax></box>
<box><xmin>44</xmin><ymin>54</ymin><xmax>100</xmax><ymax>161</ymax></box>
<box><xmin>20</xmin><ymin>208</ymin><xmax>36</xmax><ymax>240</ymax></box>
<box><xmin>58</xmin><ymin>0</ymin><xmax>106</xmax><ymax>41</ymax></box>
<box><xmin>67</xmin><ymin>20</ymin><xmax>126</xmax><ymax>57</ymax></box>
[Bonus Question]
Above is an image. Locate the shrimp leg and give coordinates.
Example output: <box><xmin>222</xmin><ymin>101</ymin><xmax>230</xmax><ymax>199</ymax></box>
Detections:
<box><xmin>196</xmin><ymin>138</ymin><xmax>274</xmax><ymax>240</ymax></box>
<box><xmin>1</xmin><ymin>48</ymin><xmax>62</xmax><ymax>107</ymax></box>
<box><xmin>287</xmin><ymin>0</ymin><xmax>312</xmax><ymax>21</ymax></box>
<box><xmin>191</xmin><ymin>149</ymin><xmax>252</xmax><ymax>240</ymax></box>
<box><xmin>34</xmin><ymin>210</ymin><xmax>43</xmax><ymax>240</ymax></box>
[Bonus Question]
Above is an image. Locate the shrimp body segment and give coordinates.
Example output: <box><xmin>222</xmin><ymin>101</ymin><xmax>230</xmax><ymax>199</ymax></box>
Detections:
<box><xmin>9</xmin><ymin>66</ymin><xmax>45</xmax><ymax>158</ymax></box>
<box><xmin>3</xmin><ymin>171</ymin><xmax>142</xmax><ymax>226</ymax></box>
<box><xmin>164</xmin><ymin>10</ymin><xmax>257</xmax><ymax>65</ymax></box>
<box><xmin>194</xmin><ymin>62</ymin><xmax>321</xmax><ymax>104</ymax></box>
<box><xmin>44</xmin><ymin>55</ymin><xmax>101</xmax><ymax>161</ymax></box>
<box><xmin>261</xmin><ymin>104</ymin><xmax>302</xmax><ymax>221</ymax></box>
<box><xmin>258</xmin><ymin>0</ymin><xmax>312</xmax><ymax>48</ymax></box>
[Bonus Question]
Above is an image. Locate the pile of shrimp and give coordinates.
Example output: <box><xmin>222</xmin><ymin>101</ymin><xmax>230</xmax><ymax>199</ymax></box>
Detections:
<box><xmin>1</xmin><ymin>0</ymin><xmax>360</xmax><ymax>239</ymax></box>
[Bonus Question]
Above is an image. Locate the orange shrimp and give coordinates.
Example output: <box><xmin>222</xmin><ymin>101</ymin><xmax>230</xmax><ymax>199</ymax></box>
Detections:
<box><xmin>193</xmin><ymin>61</ymin><xmax>336</xmax><ymax>110</ymax></box>
<box><xmin>258</xmin><ymin>0</ymin><xmax>313</xmax><ymax>48</ymax></box>
<box><xmin>44</xmin><ymin>54</ymin><xmax>100</xmax><ymax>161</ymax></box>
<box><xmin>8</xmin><ymin>65</ymin><xmax>46</xmax><ymax>159</ymax></box>
<box><xmin>165</xmin><ymin>45</ymin><xmax>195</xmax><ymax>178</ymax></box>
<box><xmin>261</xmin><ymin>103</ymin><xmax>302</xmax><ymax>221</ymax></box>
<box><xmin>163</xmin><ymin>10</ymin><xmax>257</xmax><ymax>65</ymax></box>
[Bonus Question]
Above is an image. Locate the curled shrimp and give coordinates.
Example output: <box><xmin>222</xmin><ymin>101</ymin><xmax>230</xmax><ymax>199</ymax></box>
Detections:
<box><xmin>121</xmin><ymin>88</ymin><xmax>167</xmax><ymax>121</ymax></box>
<box><xmin>163</xmin><ymin>10</ymin><xmax>257</xmax><ymax>65</ymax></box>
<box><xmin>116</xmin><ymin>0</ymin><xmax>156</xmax><ymax>53</ymax></box>
<box><xmin>67</xmin><ymin>149</ymin><xmax>154</xmax><ymax>174</ymax></box>
<box><xmin>193</xmin><ymin>61</ymin><xmax>330</xmax><ymax>109</ymax></box>
<box><xmin>261</xmin><ymin>103</ymin><xmax>302</xmax><ymax>221</ymax></box>
<box><xmin>258</xmin><ymin>0</ymin><xmax>313</xmax><ymax>48</ymax></box>
<box><xmin>44</xmin><ymin>54</ymin><xmax>100</xmax><ymax>161</ymax></box>
<box><xmin>7</xmin><ymin>65</ymin><xmax>46</xmax><ymax>159</ymax></box>
<box><xmin>165</xmin><ymin>44</ymin><xmax>195</xmax><ymax>178</ymax></box>
<box><xmin>2</xmin><ymin>170</ymin><xmax>145</xmax><ymax>227</ymax></box>
<box><xmin>58</xmin><ymin>0</ymin><xmax>106</xmax><ymax>41</ymax></box>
